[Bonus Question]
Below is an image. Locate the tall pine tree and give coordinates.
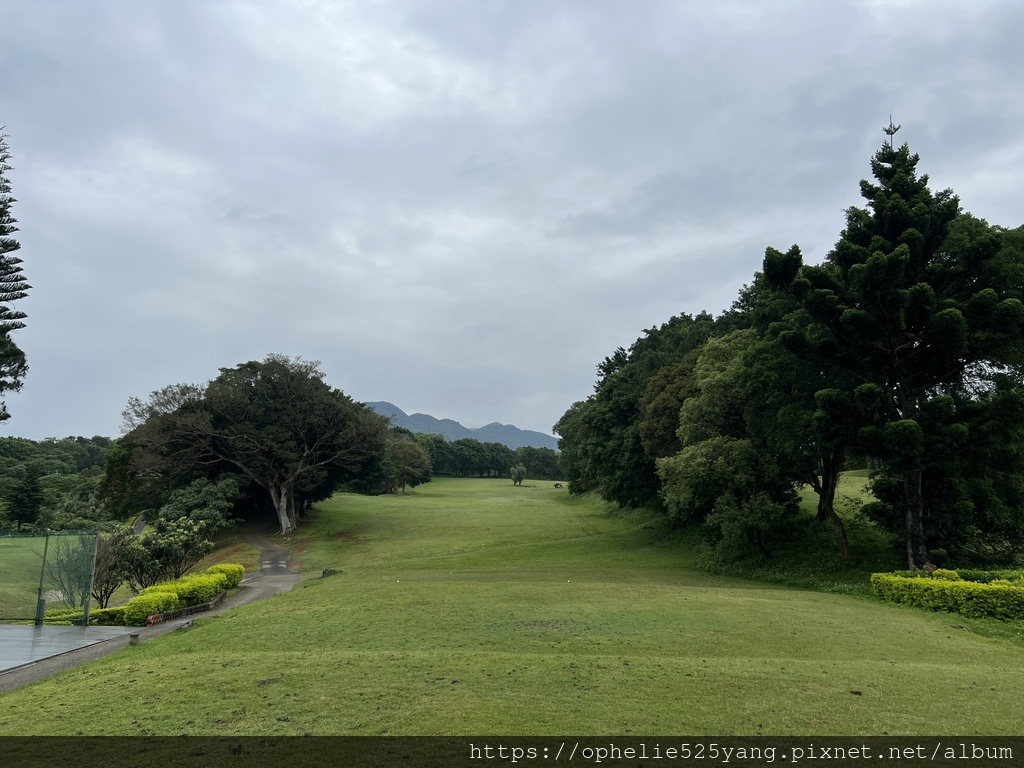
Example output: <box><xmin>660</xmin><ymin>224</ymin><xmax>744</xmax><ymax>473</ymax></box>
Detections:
<box><xmin>779</xmin><ymin>140</ymin><xmax>1024</xmax><ymax>568</ymax></box>
<box><xmin>0</xmin><ymin>129</ymin><xmax>29</xmax><ymax>421</ymax></box>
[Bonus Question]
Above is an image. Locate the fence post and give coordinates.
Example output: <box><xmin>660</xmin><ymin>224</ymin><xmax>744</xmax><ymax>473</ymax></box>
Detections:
<box><xmin>81</xmin><ymin>534</ymin><xmax>98</xmax><ymax>627</ymax></box>
<box><xmin>34</xmin><ymin>532</ymin><xmax>50</xmax><ymax>626</ymax></box>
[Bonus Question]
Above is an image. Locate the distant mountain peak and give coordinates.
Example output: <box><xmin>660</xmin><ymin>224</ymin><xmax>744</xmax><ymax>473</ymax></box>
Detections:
<box><xmin>365</xmin><ymin>402</ymin><xmax>557</xmax><ymax>451</ymax></box>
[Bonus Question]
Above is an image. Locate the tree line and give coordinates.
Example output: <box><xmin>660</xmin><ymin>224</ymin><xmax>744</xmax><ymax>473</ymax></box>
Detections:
<box><xmin>0</xmin><ymin>436</ymin><xmax>113</xmax><ymax>531</ymax></box>
<box><xmin>555</xmin><ymin>140</ymin><xmax>1024</xmax><ymax>569</ymax></box>
<box><xmin>412</xmin><ymin>434</ymin><xmax>560</xmax><ymax>481</ymax></box>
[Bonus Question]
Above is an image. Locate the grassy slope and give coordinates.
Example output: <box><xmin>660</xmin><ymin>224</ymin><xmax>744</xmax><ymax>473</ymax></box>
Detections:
<box><xmin>0</xmin><ymin>477</ymin><xmax>1022</xmax><ymax>735</ymax></box>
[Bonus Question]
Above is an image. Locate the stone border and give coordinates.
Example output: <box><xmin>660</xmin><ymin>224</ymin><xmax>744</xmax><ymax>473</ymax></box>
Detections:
<box><xmin>145</xmin><ymin>591</ymin><xmax>228</xmax><ymax>627</ymax></box>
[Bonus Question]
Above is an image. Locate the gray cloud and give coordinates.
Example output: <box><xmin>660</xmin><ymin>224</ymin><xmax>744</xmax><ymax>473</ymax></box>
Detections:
<box><xmin>2</xmin><ymin>0</ymin><xmax>1023</xmax><ymax>439</ymax></box>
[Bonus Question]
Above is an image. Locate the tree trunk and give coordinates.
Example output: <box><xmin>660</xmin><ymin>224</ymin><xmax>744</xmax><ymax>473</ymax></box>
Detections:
<box><xmin>268</xmin><ymin>485</ymin><xmax>294</xmax><ymax>535</ymax></box>
<box><xmin>816</xmin><ymin>453</ymin><xmax>850</xmax><ymax>560</ymax></box>
<box><xmin>286</xmin><ymin>485</ymin><xmax>299</xmax><ymax>532</ymax></box>
<box><xmin>904</xmin><ymin>468</ymin><xmax>928</xmax><ymax>569</ymax></box>
<box><xmin>896</xmin><ymin>387</ymin><xmax>928</xmax><ymax>569</ymax></box>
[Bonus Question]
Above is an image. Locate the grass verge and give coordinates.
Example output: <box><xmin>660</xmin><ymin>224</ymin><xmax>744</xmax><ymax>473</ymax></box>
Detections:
<box><xmin>0</xmin><ymin>478</ymin><xmax>1021</xmax><ymax>735</ymax></box>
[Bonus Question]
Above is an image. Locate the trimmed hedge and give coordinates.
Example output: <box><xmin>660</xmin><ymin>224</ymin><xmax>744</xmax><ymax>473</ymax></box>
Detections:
<box><xmin>123</xmin><ymin>591</ymin><xmax>181</xmax><ymax>626</ymax></box>
<box><xmin>37</xmin><ymin>564</ymin><xmax>247</xmax><ymax>627</ymax></box>
<box><xmin>206</xmin><ymin>563</ymin><xmax>245</xmax><ymax>588</ymax></box>
<box><xmin>88</xmin><ymin>606</ymin><xmax>127</xmax><ymax>626</ymax></box>
<box><xmin>44</xmin><ymin>606</ymin><xmax>127</xmax><ymax>626</ymax></box>
<box><xmin>138</xmin><ymin>583</ymin><xmax>184</xmax><ymax>600</ymax></box>
<box><xmin>955</xmin><ymin>569</ymin><xmax>1024</xmax><ymax>584</ymax></box>
<box><xmin>871</xmin><ymin>573</ymin><xmax>1024</xmax><ymax>620</ymax></box>
<box><xmin>173</xmin><ymin>573</ymin><xmax>228</xmax><ymax>604</ymax></box>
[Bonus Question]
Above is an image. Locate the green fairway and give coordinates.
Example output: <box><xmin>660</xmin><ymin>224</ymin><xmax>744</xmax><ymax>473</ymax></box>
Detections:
<box><xmin>0</xmin><ymin>478</ymin><xmax>1022</xmax><ymax>735</ymax></box>
<box><xmin>0</xmin><ymin>537</ymin><xmax>45</xmax><ymax>620</ymax></box>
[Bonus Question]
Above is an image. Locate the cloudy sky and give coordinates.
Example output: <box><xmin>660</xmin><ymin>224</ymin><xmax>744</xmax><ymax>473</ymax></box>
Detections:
<box><xmin>2</xmin><ymin>0</ymin><xmax>1022</xmax><ymax>441</ymax></box>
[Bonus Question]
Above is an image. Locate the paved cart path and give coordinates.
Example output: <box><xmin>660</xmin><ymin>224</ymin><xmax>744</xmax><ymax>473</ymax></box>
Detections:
<box><xmin>0</xmin><ymin>524</ymin><xmax>300</xmax><ymax>693</ymax></box>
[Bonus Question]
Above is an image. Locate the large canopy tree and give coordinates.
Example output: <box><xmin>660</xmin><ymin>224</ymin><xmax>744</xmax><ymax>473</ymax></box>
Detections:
<box><xmin>124</xmin><ymin>356</ymin><xmax>389</xmax><ymax>534</ymax></box>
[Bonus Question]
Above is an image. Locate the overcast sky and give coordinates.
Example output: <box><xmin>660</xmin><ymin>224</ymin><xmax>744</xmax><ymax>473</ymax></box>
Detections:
<box><xmin>2</xmin><ymin>0</ymin><xmax>1022</xmax><ymax>441</ymax></box>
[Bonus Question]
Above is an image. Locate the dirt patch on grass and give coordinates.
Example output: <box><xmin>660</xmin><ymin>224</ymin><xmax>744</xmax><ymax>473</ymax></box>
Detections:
<box><xmin>329</xmin><ymin>531</ymin><xmax>369</xmax><ymax>543</ymax></box>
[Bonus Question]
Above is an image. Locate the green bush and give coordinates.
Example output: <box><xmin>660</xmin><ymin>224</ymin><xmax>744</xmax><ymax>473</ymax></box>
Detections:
<box><xmin>88</xmin><ymin>606</ymin><xmax>126</xmax><ymax>626</ymax></box>
<box><xmin>122</xmin><ymin>592</ymin><xmax>181</xmax><ymax>626</ymax></box>
<box><xmin>871</xmin><ymin>573</ymin><xmax>1024</xmax><ymax>620</ymax></box>
<box><xmin>43</xmin><ymin>608</ymin><xmax>83</xmax><ymax>621</ymax></box>
<box><xmin>138</xmin><ymin>585</ymin><xmax>184</xmax><ymax>606</ymax></box>
<box><xmin>172</xmin><ymin>573</ymin><xmax>227</xmax><ymax>604</ymax></box>
<box><xmin>206</xmin><ymin>563</ymin><xmax>245</xmax><ymax>588</ymax></box>
<box><xmin>932</xmin><ymin>568</ymin><xmax>961</xmax><ymax>581</ymax></box>
<box><xmin>136</xmin><ymin>571</ymin><xmax>230</xmax><ymax>608</ymax></box>
<box><xmin>956</xmin><ymin>569</ymin><xmax>1024</xmax><ymax>584</ymax></box>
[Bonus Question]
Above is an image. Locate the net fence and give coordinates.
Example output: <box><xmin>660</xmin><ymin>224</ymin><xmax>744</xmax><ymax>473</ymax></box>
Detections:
<box><xmin>0</xmin><ymin>531</ymin><xmax>98</xmax><ymax>622</ymax></box>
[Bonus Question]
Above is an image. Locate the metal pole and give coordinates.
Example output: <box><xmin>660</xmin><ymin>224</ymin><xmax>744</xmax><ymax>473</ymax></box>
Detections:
<box><xmin>34</xmin><ymin>532</ymin><xmax>50</xmax><ymax>626</ymax></box>
<box><xmin>81</xmin><ymin>533</ymin><xmax>99</xmax><ymax>627</ymax></box>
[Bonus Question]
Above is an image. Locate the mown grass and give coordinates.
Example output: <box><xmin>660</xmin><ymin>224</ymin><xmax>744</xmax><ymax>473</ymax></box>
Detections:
<box><xmin>0</xmin><ymin>537</ymin><xmax>46</xmax><ymax>620</ymax></box>
<box><xmin>0</xmin><ymin>477</ymin><xmax>1022</xmax><ymax>735</ymax></box>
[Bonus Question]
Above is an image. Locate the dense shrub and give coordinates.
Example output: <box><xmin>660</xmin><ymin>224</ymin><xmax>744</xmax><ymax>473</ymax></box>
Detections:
<box><xmin>173</xmin><ymin>573</ymin><xmax>227</xmax><ymax>604</ymax></box>
<box><xmin>206</xmin><ymin>563</ymin><xmax>245</xmax><ymax>588</ymax></box>
<box><xmin>44</xmin><ymin>606</ymin><xmax>127</xmax><ymax>626</ymax></box>
<box><xmin>871</xmin><ymin>573</ymin><xmax>1024</xmax><ymax>620</ymax></box>
<box><xmin>122</xmin><ymin>591</ymin><xmax>181</xmax><ymax>626</ymax></box>
<box><xmin>955</xmin><ymin>569</ymin><xmax>1024</xmax><ymax>584</ymax></box>
<box><xmin>88</xmin><ymin>606</ymin><xmax>126</xmax><ymax>626</ymax></box>
<box><xmin>137</xmin><ymin>583</ymin><xmax>184</xmax><ymax>604</ymax></box>
<box><xmin>137</xmin><ymin>572</ymin><xmax>229</xmax><ymax>607</ymax></box>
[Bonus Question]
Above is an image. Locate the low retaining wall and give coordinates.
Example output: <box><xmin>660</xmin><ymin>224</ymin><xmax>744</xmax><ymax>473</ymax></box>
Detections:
<box><xmin>146</xmin><ymin>591</ymin><xmax>228</xmax><ymax>627</ymax></box>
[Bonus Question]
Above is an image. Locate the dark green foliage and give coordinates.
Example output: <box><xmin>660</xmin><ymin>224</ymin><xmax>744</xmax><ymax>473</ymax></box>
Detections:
<box><xmin>764</xmin><ymin>143</ymin><xmax>1024</xmax><ymax>568</ymax></box>
<box><xmin>0</xmin><ymin>129</ymin><xmax>29</xmax><ymax>421</ymax></box>
<box><xmin>386</xmin><ymin>433</ymin><xmax>432</xmax><ymax>492</ymax></box>
<box><xmin>0</xmin><ymin>436</ymin><xmax>114</xmax><ymax>532</ymax></box>
<box><xmin>86</xmin><ymin>606</ymin><xmax>126</xmax><ymax>626</ymax></box>
<box><xmin>120</xmin><ymin>356</ymin><xmax>389</xmax><ymax>534</ymax></box>
<box><xmin>560</xmin><ymin>137</ymin><xmax>1024</xmax><ymax>573</ymax></box>
<box><xmin>155</xmin><ymin>476</ymin><xmax>241</xmax><ymax>534</ymax></box>
<box><xmin>137</xmin><ymin>517</ymin><xmax>215</xmax><ymax>581</ymax></box>
<box><xmin>954</xmin><ymin>569</ymin><xmax>1024</xmax><ymax>583</ymax></box>
<box><xmin>413</xmin><ymin>433</ymin><xmax>514</xmax><ymax>477</ymax></box>
<box><xmin>512</xmin><ymin>446</ymin><xmax>560</xmax><ymax>480</ymax></box>
<box><xmin>554</xmin><ymin>312</ymin><xmax>719</xmax><ymax>508</ymax></box>
<box><xmin>6</xmin><ymin>463</ymin><xmax>43</xmax><ymax>530</ymax></box>
<box><xmin>551</xmin><ymin>401</ymin><xmax>593</xmax><ymax>494</ymax></box>
<box><xmin>658</xmin><ymin>436</ymin><xmax>798</xmax><ymax>559</ymax></box>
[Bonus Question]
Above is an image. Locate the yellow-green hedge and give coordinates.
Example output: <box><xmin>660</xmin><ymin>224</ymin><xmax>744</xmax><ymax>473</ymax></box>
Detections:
<box><xmin>122</xmin><ymin>591</ymin><xmax>181</xmax><ymax>626</ymax></box>
<box><xmin>206</xmin><ymin>563</ymin><xmax>245</xmax><ymax>588</ymax></box>
<box><xmin>871</xmin><ymin>573</ymin><xmax>1024</xmax><ymax>620</ymax></box>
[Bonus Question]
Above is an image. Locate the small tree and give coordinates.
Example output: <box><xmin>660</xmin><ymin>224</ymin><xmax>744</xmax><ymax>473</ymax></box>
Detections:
<box><xmin>388</xmin><ymin>437</ymin><xmax>431</xmax><ymax>493</ymax></box>
<box><xmin>510</xmin><ymin>464</ymin><xmax>527</xmax><ymax>486</ymax></box>
<box><xmin>143</xmin><ymin>517</ymin><xmax>215</xmax><ymax>581</ymax></box>
<box><xmin>45</xmin><ymin>535</ymin><xmax>96</xmax><ymax>609</ymax></box>
<box><xmin>91</xmin><ymin>526</ymin><xmax>132</xmax><ymax>608</ymax></box>
<box><xmin>155</xmin><ymin>476</ymin><xmax>240</xmax><ymax>533</ymax></box>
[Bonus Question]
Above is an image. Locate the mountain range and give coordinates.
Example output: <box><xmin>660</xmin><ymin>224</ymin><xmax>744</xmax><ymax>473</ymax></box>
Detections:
<box><xmin>365</xmin><ymin>402</ymin><xmax>559</xmax><ymax>451</ymax></box>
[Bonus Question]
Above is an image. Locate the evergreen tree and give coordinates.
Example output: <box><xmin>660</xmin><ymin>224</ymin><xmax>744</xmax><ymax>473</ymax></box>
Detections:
<box><xmin>0</xmin><ymin>129</ymin><xmax>29</xmax><ymax>421</ymax></box>
<box><xmin>777</xmin><ymin>141</ymin><xmax>1024</xmax><ymax>568</ymax></box>
<box><xmin>7</xmin><ymin>464</ymin><xmax>43</xmax><ymax>530</ymax></box>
